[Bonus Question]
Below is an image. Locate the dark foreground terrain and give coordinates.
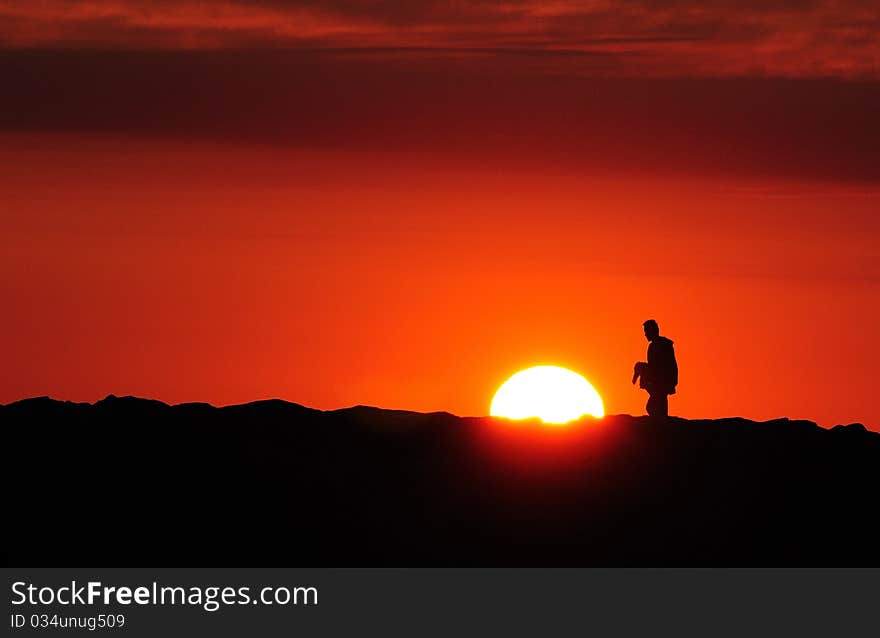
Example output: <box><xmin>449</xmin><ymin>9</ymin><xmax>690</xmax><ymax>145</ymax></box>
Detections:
<box><xmin>4</xmin><ymin>395</ymin><xmax>878</xmax><ymax>565</ymax></box>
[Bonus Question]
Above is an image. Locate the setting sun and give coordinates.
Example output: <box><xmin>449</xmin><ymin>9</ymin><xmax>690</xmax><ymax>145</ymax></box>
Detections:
<box><xmin>490</xmin><ymin>366</ymin><xmax>605</xmax><ymax>424</ymax></box>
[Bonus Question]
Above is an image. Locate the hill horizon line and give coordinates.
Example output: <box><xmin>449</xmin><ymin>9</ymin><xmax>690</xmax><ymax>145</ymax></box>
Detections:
<box><xmin>3</xmin><ymin>393</ymin><xmax>875</xmax><ymax>434</ymax></box>
<box><xmin>6</xmin><ymin>389</ymin><xmax>879</xmax><ymax>565</ymax></box>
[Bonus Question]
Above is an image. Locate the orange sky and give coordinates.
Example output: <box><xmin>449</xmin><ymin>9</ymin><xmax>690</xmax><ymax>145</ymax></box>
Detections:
<box><xmin>1</xmin><ymin>2</ymin><xmax>878</xmax><ymax>428</ymax></box>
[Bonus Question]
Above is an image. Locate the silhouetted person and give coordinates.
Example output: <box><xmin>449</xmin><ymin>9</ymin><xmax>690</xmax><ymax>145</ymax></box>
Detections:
<box><xmin>632</xmin><ymin>319</ymin><xmax>678</xmax><ymax>417</ymax></box>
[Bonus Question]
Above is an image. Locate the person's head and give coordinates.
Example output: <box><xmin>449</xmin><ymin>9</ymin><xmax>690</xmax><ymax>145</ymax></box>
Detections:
<box><xmin>643</xmin><ymin>319</ymin><xmax>659</xmax><ymax>342</ymax></box>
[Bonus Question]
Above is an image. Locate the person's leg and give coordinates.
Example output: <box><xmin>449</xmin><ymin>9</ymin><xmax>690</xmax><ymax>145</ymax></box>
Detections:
<box><xmin>647</xmin><ymin>393</ymin><xmax>668</xmax><ymax>417</ymax></box>
<box><xmin>646</xmin><ymin>393</ymin><xmax>658</xmax><ymax>416</ymax></box>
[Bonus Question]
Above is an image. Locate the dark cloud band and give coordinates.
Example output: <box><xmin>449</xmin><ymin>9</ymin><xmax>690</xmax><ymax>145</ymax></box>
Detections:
<box><xmin>0</xmin><ymin>0</ymin><xmax>877</xmax><ymax>78</ymax></box>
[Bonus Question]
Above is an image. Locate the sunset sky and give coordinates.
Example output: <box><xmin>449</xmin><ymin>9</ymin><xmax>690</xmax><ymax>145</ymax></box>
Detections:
<box><xmin>1</xmin><ymin>1</ymin><xmax>878</xmax><ymax>428</ymax></box>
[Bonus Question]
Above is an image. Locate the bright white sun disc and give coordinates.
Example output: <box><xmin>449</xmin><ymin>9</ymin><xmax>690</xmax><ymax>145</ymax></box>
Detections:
<box><xmin>490</xmin><ymin>365</ymin><xmax>604</xmax><ymax>424</ymax></box>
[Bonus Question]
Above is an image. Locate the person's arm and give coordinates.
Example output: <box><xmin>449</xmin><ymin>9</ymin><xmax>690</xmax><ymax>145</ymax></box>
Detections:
<box><xmin>633</xmin><ymin>361</ymin><xmax>647</xmax><ymax>384</ymax></box>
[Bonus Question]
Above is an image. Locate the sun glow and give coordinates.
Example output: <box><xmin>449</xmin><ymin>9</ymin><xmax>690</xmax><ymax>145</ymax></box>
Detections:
<box><xmin>490</xmin><ymin>365</ymin><xmax>605</xmax><ymax>424</ymax></box>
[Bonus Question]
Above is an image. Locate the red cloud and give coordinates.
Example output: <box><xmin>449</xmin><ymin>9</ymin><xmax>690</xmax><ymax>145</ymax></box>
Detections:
<box><xmin>0</xmin><ymin>0</ymin><xmax>877</xmax><ymax>77</ymax></box>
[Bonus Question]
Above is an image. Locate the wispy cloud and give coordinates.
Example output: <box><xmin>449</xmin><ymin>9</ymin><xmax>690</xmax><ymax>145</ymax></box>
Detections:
<box><xmin>0</xmin><ymin>0</ymin><xmax>877</xmax><ymax>77</ymax></box>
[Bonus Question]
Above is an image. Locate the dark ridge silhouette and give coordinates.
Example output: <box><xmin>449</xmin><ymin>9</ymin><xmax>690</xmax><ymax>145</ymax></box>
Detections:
<box><xmin>4</xmin><ymin>395</ymin><xmax>878</xmax><ymax>566</ymax></box>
